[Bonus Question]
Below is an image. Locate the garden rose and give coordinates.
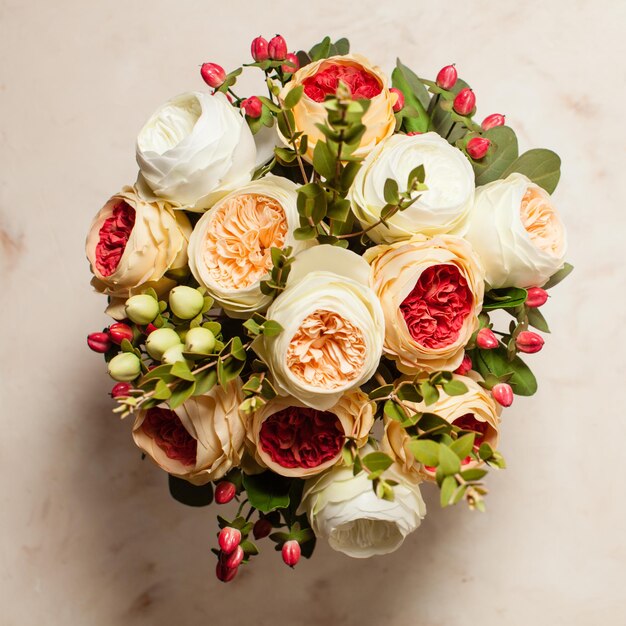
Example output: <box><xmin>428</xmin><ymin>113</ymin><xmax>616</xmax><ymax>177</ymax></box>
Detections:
<box><xmin>245</xmin><ymin>390</ymin><xmax>374</xmax><ymax>478</ymax></box>
<box><xmin>132</xmin><ymin>380</ymin><xmax>245</xmax><ymax>485</ymax></box>
<box><xmin>365</xmin><ymin>235</ymin><xmax>484</xmax><ymax>372</ymax></box>
<box><xmin>136</xmin><ymin>92</ymin><xmax>256</xmax><ymax>210</ymax></box>
<box><xmin>278</xmin><ymin>54</ymin><xmax>396</xmax><ymax>161</ymax></box>
<box><xmin>349</xmin><ymin>132</ymin><xmax>475</xmax><ymax>243</ymax></box>
<box><xmin>464</xmin><ymin>173</ymin><xmax>567</xmax><ymax>288</ymax></box>
<box><xmin>255</xmin><ymin>245</ymin><xmax>385</xmax><ymax>410</ymax></box>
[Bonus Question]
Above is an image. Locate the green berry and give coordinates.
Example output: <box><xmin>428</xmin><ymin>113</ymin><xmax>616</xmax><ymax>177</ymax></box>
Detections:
<box><xmin>184</xmin><ymin>327</ymin><xmax>216</xmax><ymax>354</ymax></box>
<box><xmin>125</xmin><ymin>294</ymin><xmax>159</xmax><ymax>325</ymax></box>
<box><xmin>107</xmin><ymin>353</ymin><xmax>141</xmax><ymax>381</ymax></box>
<box><xmin>169</xmin><ymin>286</ymin><xmax>204</xmax><ymax>320</ymax></box>
<box><xmin>146</xmin><ymin>328</ymin><xmax>181</xmax><ymax>360</ymax></box>
<box><xmin>162</xmin><ymin>344</ymin><xmax>187</xmax><ymax>364</ymax></box>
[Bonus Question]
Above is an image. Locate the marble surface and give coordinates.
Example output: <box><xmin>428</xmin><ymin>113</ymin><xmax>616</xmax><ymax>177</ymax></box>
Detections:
<box><xmin>1</xmin><ymin>0</ymin><xmax>625</xmax><ymax>624</ymax></box>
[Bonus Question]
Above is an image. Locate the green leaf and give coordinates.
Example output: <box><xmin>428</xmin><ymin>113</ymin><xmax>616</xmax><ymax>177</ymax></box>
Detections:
<box><xmin>293</xmin><ymin>226</ymin><xmax>317</xmax><ymax>240</ymax></box>
<box><xmin>312</xmin><ymin>141</ymin><xmax>336</xmax><ymax>180</ymax></box>
<box><xmin>472</xmin><ymin>126</ymin><xmax>519</xmax><ymax>186</ymax></box>
<box><xmin>383</xmin><ymin>400</ymin><xmax>408</xmax><ymax>422</ymax></box>
<box><xmin>362</xmin><ymin>452</ymin><xmax>393</xmax><ymax>473</ymax></box>
<box><xmin>526</xmin><ymin>308</ymin><xmax>551</xmax><ymax>333</ymax></box>
<box><xmin>309</xmin><ymin>36</ymin><xmax>332</xmax><ymax>61</ymax></box>
<box><xmin>168</xmin><ymin>475</ymin><xmax>213</xmax><ymax>507</ymax></box>
<box><xmin>170</xmin><ymin>361</ymin><xmax>195</xmax><ymax>382</ymax></box>
<box><xmin>261</xmin><ymin>320</ymin><xmax>284</xmax><ymax>337</ymax></box>
<box><xmin>396</xmin><ymin>383</ymin><xmax>422</xmax><ymax>403</ymax></box>
<box><xmin>438</xmin><ymin>444</ymin><xmax>461</xmax><ymax>475</ymax></box>
<box><xmin>217</xmin><ymin>356</ymin><xmax>245</xmax><ymax>387</ymax></box>
<box><xmin>383</xmin><ymin>178</ymin><xmax>400</xmax><ymax>204</ymax></box>
<box><xmin>408</xmin><ymin>439</ymin><xmax>439</xmax><ymax>466</ymax></box>
<box><xmin>502</xmin><ymin>148</ymin><xmax>561</xmax><ymax>193</ymax></box>
<box><xmin>242</xmin><ymin>472</ymin><xmax>291</xmax><ymax>513</ymax></box>
<box><xmin>153</xmin><ymin>379</ymin><xmax>172</xmax><ymax>400</ymax></box>
<box><xmin>230</xmin><ymin>336</ymin><xmax>247</xmax><ymax>361</ymax></box>
<box><xmin>478</xmin><ymin>442</ymin><xmax>495</xmax><ymax>461</ymax></box>
<box><xmin>442</xmin><ymin>380</ymin><xmax>469</xmax><ymax>396</ymax></box>
<box><xmin>333</xmin><ymin>37</ymin><xmax>350</xmax><ymax>55</ymax></box>
<box><xmin>274</xmin><ymin>146</ymin><xmax>297</xmax><ymax>163</ymax></box>
<box><xmin>194</xmin><ymin>369</ymin><xmax>217</xmax><ymax>396</ymax></box>
<box><xmin>450</xmin><ymin>433</ymin><xmax>475</xmax><ymax>460</ymax></box>
<box><xmin>483</xmin><ymin>287</ymin><xmax>528</xmax><ymax>310</ymax></box>
<box><xmin>473</xmin><ymin>347</ymin><xmax>538</xmax><ymax>396</ymax></box>
<box><xmin>369</xmin><ymin>384</ymin><xmax>394</xmax><ymax>400</ymax></box>
<box><xmin>407</xmin><ymin>164</ymin><xmax>426</xmax><ymax>188</ymax></box>
<box><xmin>392</xmin><ymin>60</ymin><xmax>430</xmax><ymax>132</ymax></box>
<box><xmin>420</xmin><ymin>382</ymin><xmax>439</xmax><ymax>406</ymax></box>
<box><xmin>284</xmin><ymin>85</ymin><xmax>304</xmax><ymax>110</ymax></box>
<box><xmin>542</xmin><ymin>262</ymin><xmax>574</xmax><ymax>289</ymax></box>
<box><xmin>139</xmin><ymin>364</ymin><xmax>175</xmax><ymax>384</ymax></box>
<box><xmin>440</xmin><ymin>475</ymin><xmax>457</xmax><ymax>507</ymax></box>
<box><xmin>169</xmin><ymin>380</ymin><xmax>196</xmax><ymax>409</ymax></box>
<box><xmin>460</xmin><ymin>468</ymin><xmax>488</xmax><ymax>481</ymax></box>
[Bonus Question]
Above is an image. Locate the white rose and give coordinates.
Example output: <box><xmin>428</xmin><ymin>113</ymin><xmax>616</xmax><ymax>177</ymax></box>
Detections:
<box><xmin>464</xmin><ymin>173</ymin><xmax>567</xmax><ymax>288</ymax></box>
<box><xmin>349</xmin><ymin>132</ymin><xmax>475</xmax><ymax>243</ymax></box>
<box><xmin>136</xmin><ymin>92</ymin><xmax>256</xmax><ymax>210</ymax></box>
<box><xmin>255</xmin><ymin>245</ymin><xmax>385</xmax><ymax>410</ymax></box>
<box><xmin>301</xmin><ymin>459</ymin><xmax>426</xmax><ymax>558</ymax></box>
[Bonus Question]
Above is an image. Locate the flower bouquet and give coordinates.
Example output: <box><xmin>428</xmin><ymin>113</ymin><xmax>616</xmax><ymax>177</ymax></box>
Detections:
<box><xmin>85</xmin><ymin>34</ymin><xmax>572</xmax><ymax>581</ymax></box>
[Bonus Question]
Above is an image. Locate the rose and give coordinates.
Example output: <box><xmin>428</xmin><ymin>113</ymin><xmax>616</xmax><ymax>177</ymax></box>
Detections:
<box><xmin>464</xmin><ymin>173</ymin><xmax>567</xmax><ymax>288</ymax></box>
<box><xmin>245</xmin><ymin>390</ymin><xmax>374</xmax><ymax>478</ymax></box>
<box><xmin>348</xmin><ymin>132</ymin><xmax>475</xmax><ymax>243</ymax></box>
<box><xmin>300</xmin><ymin>456</ymin><xmax>426</xmax><ymax>558</ymax></box>
<box><xmin>382</xmin><ymin>374</ymin><xmax>500</xmax><ymax>480</ymax></box>
<box><xmin>85</xmin><ymin>186</ymin><xmax>192</xmax><ymax>314</ymax></box>
<box><xmin>135</xmin><ymin>92</ymin><xmax>256</xmax><ymax>210</ymax></box>
<box><xmin>254</xmin><ymin>245</ymin><xmax>385</xmax><ymax>410</ymax></box>
<box><xmin>278</xmin><ymin>54</ymin><xmax>396</xmax><ymax>162</ymax></box>
<box><xmin>132</xmin><ymin>380</ymin><xmax>244</xmax><ymax>485</ymax></box>
<box><xmin>188</xmin><ymin>175</ymin><xmax>312</xmax><ymax>316</ymax></box>
<box><xmin>365</xmin><ymin>235</ymin><xmax>484</xmax><ymax>372</ymax></box>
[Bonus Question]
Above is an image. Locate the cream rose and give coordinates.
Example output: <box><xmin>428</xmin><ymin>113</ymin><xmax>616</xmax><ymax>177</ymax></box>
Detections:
<box><xmin>132</xmin><ymin>380</ymin><xmax>245</xmax><ymax>485</ymax></box>
<box><xmin>464</xmin><ymin>173</ymin><xmax>567</xmax><ymax>288</ymax></box>
<box><xmin>301</xmin><ymin>457</ymin><xmax>426</xmax><ymax>558</ymax></box>
<box><xmin>255</xmin><ymin>245</ymin><xmax>385</xmax><ymax>410</ymax></box>
<box><xmin>136</xmin><ymin>92</ymin><xmax>256</xmax><ymax>210</ymax></box>
<box><xmin>365</xmin><ymin>235</ymin><xmax>484</xmax><ymax>373</ymax></box>
<box><xmin>349</xmin><ymin>133</ymin><xmax>475</xmax><ymax>243</ymax></box>
<box><xmin>278</xmin><ymin>54</ymin><xmax>396</xmax><ymax>162</ymax></box>
<box><xmin>245</xmin><ymin>390</ymin><xmax>374</xmax><ymax>478</ymax></box>
<box><xmin>188</xmin><ymin>175</ymin><xmax>312</xmax><ymax>316</ymax></box>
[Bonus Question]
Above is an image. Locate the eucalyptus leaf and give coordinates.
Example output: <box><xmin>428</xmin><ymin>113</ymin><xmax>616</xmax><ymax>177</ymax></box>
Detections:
<box><xmin>502</xmin><ymin>148</ymin><xmax>561</xmax><ymax>193</ymax></box>
<box><xmin>473</xmin><ymin>126</ymin><xmax>519</xmax><ymax>186</ymax></box>
<box><xmin>542</xmin><ymin>262</ymin><xmax>574</xmax><ymax>289</ymax></box>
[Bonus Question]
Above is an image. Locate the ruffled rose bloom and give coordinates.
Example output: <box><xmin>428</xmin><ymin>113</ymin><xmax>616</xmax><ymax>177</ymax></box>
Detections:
<box><xmin>255</xmin><ymin>245</ymin><xmax>385</xmax><ymax>410</ymax></box>
<box><xmin>300</xmin><ymin>455</ymin><xmax>426</xmax><ymax>558</ymax></box>
<box><xmin>132</xmin><ymin>380</ymin><xmax>245</xmax><ymax>485</ymax></box>
<box><xmin>245</xmin><ymin>390</ymin><xmax>374</xmax><ymax>478</ymax></box>
<box><xmin>382</xmin><ymin>374</ymin><xmax>500</xmax><ymax>481</ymax></box>
<box><xmin>188</xmin><ymin>175</ymin><xmax>312</xmax><ymax>316</ymax></box>
<box><xmin>349</xmin><ymin>133</ymin><xmax>475</xmax><ymax>243</ymax></box>
<box><xmin>85</xmin><ymin>186</ymin><xmax>192</xmax><ymax>315</ymax></box>
<box><xmin>278</xmin><ymin>54</ymin><xmax>396</xmax><ymax>162</ymax></box>
<box><xmin>464</xmin><ymin>173</ymin><xmax>567</xmax><ymax>288</ymax></box>
<box><xmin>136</xmin><ymin>92</ymin><xmax>256</xmax><ymax>210</ymax></box>
<box><xmin>365</xmin><ymin>235</ymin><xmax>484</xmax><ymax>373</ymax></box>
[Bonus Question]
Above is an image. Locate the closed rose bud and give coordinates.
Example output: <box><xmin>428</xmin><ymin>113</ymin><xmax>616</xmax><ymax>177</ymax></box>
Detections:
<box><xmin>146</xmin><ymin>327</ymin><xmax>181</xmax><ymax>360</ymax></box>
<box><xmin>454</xmin><ymin>353</ymin><xmax>472</xmax><ymax>375</ymax></box>
<box><xmin>481</xmin><ymin>113</ymin><xmax>506</xmax><ymax>130</ymax></box>
<box><xmin>221</xmin><ymin>544</ymin><xmax>244</xmax><ymax>569</ymax></box>
<box><xmin>107</xmin><ymin>352</ymin><xmax>141</xmax><ymax>382</ymax></box>
<box><xmin>453</xmin><ymin>88</ymin><xmax>475</xmax><ymax>115</ymax></box>
<box><xmin>200</xmin><ymin>62</ymin><xmax>226</xmax><ymax>88</ymax></box>
<box><xmin>215</xmin><ymin>481</ymin><xmax>237</xmax><ymax>504</ymax></box>
<box><xmin>282</xmin><ymin>53</ymin><xmax>300</xmax><ymax>74</ymax></box>
<box><xmin>516</xmin><ymin>330</ymin><xmax>544</xmax><ymax>354</ymax></box>
<box><xmin>526</xmin><ymin>287</ymin><xmax>549</xmax><ymax>308</ymax></box>
<box><xmin>108</xmin><ymin>322</ymin><xmax>133</xmax><ymax>345</ymax></box>
<box><xmin>241</xmin><ymin>96</ymin><xmax>263</xmax><ymax>119</ymax></box>
<box><xmin>215</xmin><ymin>562</ymin><xmax>238</xmax><ymax>583</ymax></box>
<box><xmin>251</xmin><ymin>36</ymin><xmax>269</xmax><ymax>62</ymax></box>
<box><xmin>87</xmin><ymin>332</ymin><xmax>111</xmax><ymax>353</ymax></box>
<box><xmin>268</xmin><ymin>35</ymin><xmax>287</xmax><ymax>60</ymax></box>
<box><xmin>476</xmin><ymin>328</ymin><xmax>499</xmax><ymax>350</ymax></box>
<box><xmin>466</xmin><ymin>137</ymin><xmax>491</xmax><ymax>160</ymax></box>
<box><xmin>436</xmin><ymin>64</ymin><xmax>457</xmax><ymax>90</ymax></box>
<box><xmin>184</xmin><ymin>327</ymin><xmax>216</xmax><ymax>355</ymax></box>
<box><xmin>125</xmin><ymin>294</ymin><xmax>159</xmax><ymax>325</ymax></box>
<box><xmin>390</xmin><ymin>88</ymin><xmax>405</xmax><ymax>112</ymax></box>
<box><xmin>253</xmin><ymin>517</ymin><xmax>273</xmax><ymax>540</ymax></box>
<box><xmin>169</xmin><ymin>286</ymin><xmax>204</xmax><ymax>320</ymax></box>
<box><xmin>492</xmin><ymin>382</ymin><xmax>514</xmax><ymax>407</ymax></box>
<box><xmin>282</xmin><ymin>540</ymin><xmax>301</xmax><ymax>567</ymax></box>
<box><xmin>218</xmin><ymin>527</ymin><xmax>242</xmax><ymax>555</ymax></box>
<box><xmin>111</xmin><ymin>382</ymin><xmax>132</xmax><ymax>398</ymax></box>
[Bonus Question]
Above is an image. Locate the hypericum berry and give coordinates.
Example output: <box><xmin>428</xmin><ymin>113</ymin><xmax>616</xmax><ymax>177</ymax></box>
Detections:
<box><xmin>251</xmin><ymin>36</ymin><xmax>269</xmax><ymax>62</ymax></box>
<box><xmin>107</xmin><ymin>353</ymin><xmax>141</xmax><ymax>382</ymax></box>
<box><xmin>453</xmin><ymin>88</ymin><xmax>475</xmax><ymax>115</ymax></box>
<box><xmin>218</xmin><ymin>527</ymin><xmax>242</xmax><ymax>555</ymax></box>
<box><xmin>516</xmin><ymin>331</ymin><xmax>544</xmax><ymax>354</ymax></box>
<box><xmin>492</xmin><ymin>383</ymin><xmax>514</xmax><ymax>407</ymax></box>
<box><xmin>221</xmin><ymin>545</ymin><xmax>244</xmax><ymax>569</ymax></box>
<box><xmin>476</xmin><ymin>328</ymin><xmax>499</xmax><ymax>350</ymax></box>
<box><xmin>253</xmin><ymin>517</ymin><xmax>273</xmax><ymax>540</ymax></box>
<box><xmin>161</xmin><ymin>344</ymin><xmax>186</xmax><ymax>364</ymax></box>
<box><xmin>146</xmin><ymin>328</ymin><xmax>181</xmax><ymax>361</ymax></box>
<box><xmin>200</xmin><ymin>62</ymin><xmax>226</xmax><ymax>88</ymax></box>
<box><xmin>215</xmin><ymin>481</ymin><xmax>237</xmax><ymax>504</ymax></box>
<box><xmin>241</xmin><ymin>96</ymin><xmax>263</xmax><ymax>119</ymax></box>
<box><xmin>436</xmin><ymin>64</ymin><xmax>457</xmax><ymax>90</ymax></box>
<box><xmin>282</xmin><ymin>53</ymin><xmax>300</xmax><ymax>74</ymax></box>
<box><xmin>169</xmin><ymin>286</ymin><xmax>204</xmax><ymax>320</ymax></box>
<box><xmin>282</xmin><ymin>540</ymin><xmax>301</xmax><ymax>567</ymax></box>
<box><xmin>390</xmin><ymin>88</ymin><xmax>405</xmax><ymax>112</ymax></box>
<box><xmin>184</xmin><ymin>327</ymin><xmax>216</xmax><ymax>355</ymax></box>
<box><xmin>215</xmin><ymin>562</ymin><xmax>238</xmax><ymax>583</ymax></box>
<box><xmin>454</xmin><ymin>353</ymin><xmax>472</xmax><ymax>376</ymax></box>
<box><xmin>108</xmin><ymin>322</ymin><xmax>133</xmax><ymax>345</ymax></box>
<box><xmin>526</xmin><ymin>287</ymin><xmax>549</xmax><ymax>308</ymax></box>
<box><xmin>87</xmin><ymin>332</ymin><xmax>111</xmax><ymax>353</ymax></box>
<box><xmin>268</xmin><ymin>35</ymin><xmax>287</xmax><ymax>60</ymax></box>
<box><xmin>481</xmin><ymin>113</ymin><xmax>505</xmax><ymax>130</ymax></box>
<box><xmin>125</xmin><ymin>294</ymin><xmax>159</xmax><ymax>325</ymax></box>
<box><xmin>466</xmin><ymin>137</ymin><xmax>491</xmax><ymax>160</ymax></box>
<box><xmin>110</xmin><ymin>382</ymin><xmax>132</xmax><ymax>398</ymax></box>
<box><xmin>145</xmin><ymin>323</ymin><xmax>158</xmax><ymax>335</ymax></box>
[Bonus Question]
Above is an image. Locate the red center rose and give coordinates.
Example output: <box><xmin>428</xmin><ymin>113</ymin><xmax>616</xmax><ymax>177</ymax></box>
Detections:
<box><xmin>259</xmin><ymin>407</ymin><xmax>345</xmax><ymax>469</ymax></box>
<box><xmin>400</xmin><ymin>264</ymin><xmax>473</xmax><ymax>349</ymax></box>
<box><xmin>95</xmin><ymin>200</ymin><xmax>135</xmax><ymax>277</ymax></box>
<box><xmin>303</xmin><ymin>64</ymin><xmax>382</xmax><ymax>102</ymax></box>
<box><xmin>141</xmin><ymin>407</ymin><xmax>196</xmax><ymax>467</ymax></box>
<box><xmin>452</xmin><ymin>412</ymin><xmax>489</xmax><ymax>465</ymax></box>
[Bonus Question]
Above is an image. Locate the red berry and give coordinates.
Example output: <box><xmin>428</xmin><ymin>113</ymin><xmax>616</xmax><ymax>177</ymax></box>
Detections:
<box><xmin>454</xmin><ymin>354</ymin><xmax>472</xmax><ymax>376</ymax></box>
<box><xmin>241</xmin><ymin>96</ymin><xmax>263</xmax><ymax>119</ymax></box>
<box><xmin>268</xmin><ymin>35</ymin><xmax>287</xmax><ymax>60</ymax></box>
<box><xmin>390</xmin><ymin>88</ymin><xmax>405</xmax><ymax>112</ymax></box>
<box><xmin>476</xmin><ymin>328</ymin><xmax>499</xmax><ymax>350</ymax></box>
<box><xmin>108</xmin><ymin>322</ymin><xmax>133</xmax><ymax>345</ymax></box>
<box><xmin>436</xmin><ymin>64</ymin><xmax>457</xmax><ymax>90</ymax></box>
<box><xmin>526</xmin><ymin>287</ymin><xmax>549</xmax><ymax>308</ymax></box>
<box><xmin>453</xmin><ymin>88</ymin><xmax>475</xmax><ymax>115</ymax></box>
<box><xmin>253</xmin><ymin>518</ymin><xmax>273</xmax><ymax>540</ymax></box>
<box><xmin>215</xmin><ymin>562</ymin><xmax>238</xmax><ymax>583</ymax></box>
<box><xmin>251</xmin><ymin>36</ymin><xmax>269</xmax><ymax>62</ymax></box>
<box><xmin>221</xmin><ymin>545</ymin><xmax>244</xmax><ymax>569</ymax></box>
<box><xmin>492</xmin><ymin>383</ymin><xmax>514</xmax><ymax>407</ymax></box>
<box><xmin>145</xmin><ymin>323</ymin><xmax>158</xmax><ymax>335</ymax></box>
<box><xmin>481</xmin><ymin>113</ymin><xmax>505</xmax><ymax>130</ymax></box>
<box><xmin>515</xmin><ymin>331</ymin><xmax>544</xmax><ymax>354</ymax></box>
<box><xmin>218</xmin><ymin>527</ymin><xmax>242</xmax><ymax>554</ymax></box>
<box><xmin>466</xmin><ymin>137</ymin><xmax>491</xmax><ymax>160</ymax></box>
<box><xmin>200</xmin><ymin>63</ymin><xmax>226</xmax><ymax>88</ymax></box>
<box><xmin>281</xmin><ymin>53</ymin><xmax>300</xmax><ymax>74</ymax></box>
<box><xmin>282</xmin><ymin>540</ymin><xmax>301</xmax><ymax>567</ymax></box>
<box><xmin>87</xmin><ymin>332</ymin><xmax>111</xmax><ymax>353</ymax></box>
<box><xmin>111</xmin><ymin>382</ymin><xmax>132</xmax><ymax>398</ymax></box>
<box><xmin>215</xmin><ymin>481</ymin><xmax>236</xmax><ymax>504</ymax></box>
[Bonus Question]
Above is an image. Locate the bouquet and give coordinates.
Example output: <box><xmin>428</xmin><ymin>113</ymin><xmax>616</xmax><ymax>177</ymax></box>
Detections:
<box><xmin>85</xmin><ymin>33</ymin><xmax>572</xmax><ymax>582</ymax></box>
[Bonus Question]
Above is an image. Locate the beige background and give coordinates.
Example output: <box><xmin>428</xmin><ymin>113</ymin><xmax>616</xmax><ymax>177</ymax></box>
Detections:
<box><xmin>1</xmin><ymin>0</ymin><xmax>625</xmax><ymax>624</ymax></box>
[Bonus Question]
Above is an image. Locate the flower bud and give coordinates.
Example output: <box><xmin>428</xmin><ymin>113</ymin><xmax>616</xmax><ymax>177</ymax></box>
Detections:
<box><xmin>200</xmin><ymin>62</ymin><xmax>226</xmax><ymax>88</ymax></box>
<box><xmin>492</xmin><ymin>383</ymin><xmax>513</xmax><ymax>407</ymax></box>
<box><xmin>221</xmin><ymin>544</ymin><xmax>244</xmax><ymax>569</ymax></box>
<box><xmin>251</xmin><ymin>36</ymin><xmax>269</xmax><ymax>62</ymax></box>
<box><xmin>481</xmin><ymin>113</ymin><xmax>506</xmax><ymax>130</ymax></box>
<box><xmin>184</xmin><ymin>327</ymin><xmax>216</xmax><ymax>355</ymax></box>
<box><xmin>281</xmin><ymin>540</ymin><xmax>301</xmax><ymax>567</ymax></box>
<box><xmin>107</xmin><ymin>353</ymin><xmax>141</xmax><ymax>382</ymax></box>
<box><xmin>526</xmin><ymin>287</ymin><xmax>549</xmax><ymax>308</ymax></box>
<box><xmin>268</xmin><ymin>34</ymin><xmax>287</xmax><ymax>60</ymax></box>
<box><xmin>215</xmin><ymin>562</ymin><xmax>238</xmax><ymax>583</ymax></box>
<box><xmin>454</xmin><ymin>353</ymin><xmax>472</xmax><ymax>375</ymax></box>
<box><xmin>111</xmin><ymin>382</ymin><xmax>132</xmax><ymax>398</ymax></box>
<box><xmin>476</xmin><ymin>328</ymin><xmax>499</xmax><ymax>350</ymax></box>
<box><xmin>453</xmin><ymin>88</ymin><xmax>475</xmax><ymax>115</ymax></box>
<box><xmin>466</xmin><ymin>137</ymin><xmax>491</xmax><ymax>160</ymax></box>
<box><xmin>145</xmin><ymin>323</ymin><xmax>158</xmax><ymax>335</ymax></box>
<box><xmin>282</xmin><ymin>53</ymin><xmax>300</xmax><ymax>74</ymax></box>
<box><xmin>146</xmin><ymin>328</ymin><xmax>182</xmax><ymax>360</ymax></box>
<box><xmin>125</xmin><ymin>294</ymin><xmax>159</xmax><ymax>325</ymax></box>
<box><xmin>218</xmin><ymin>527</ymin><xmax>242</xmax><ymax>554</ymax></box>
<box><xmin>108</xmin><ymin>322</ymin><xmax>134</xmax><ymax>345</ymax></box>
<box><xmin>390</xmin><ymin>88</ymin><xmax>405</xmax><ymax>112</ymax></box>
<box><xmin>161</xmin><ymin>344</ymin><xmax>187</xmax><ymax>364</ymax></box>
<box><xmin>253</xmin><ymin>517</ymin><xmax>273</xmax><ymax>540</ymax></box>
<box><xmin>87</xmin><ymin>332</ymin><xmax>111</xmax><ymax>353</ymax></box>
<box><xmin>436</xmin><ymin>64</ymin><xmax>457</xmax><ymax>90</ymax></box>
<box><xmin>241</xmin><ymin>96</ymin><xmax>263</xmax><ymax>119</ymax></box>
<box><xmin>215</xmin><ymin>481</ymin><xmax>237</xmax><ymax>504</ymax></box>
<box><xmin>169</xmin><ymin>286</ymin><xmax>204</xmax><ymax>320</ymax></box>
<box><xmin>515</xmin><ymin>330</ymin><xmax>544</xmax><ymax>354</ymax></box>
